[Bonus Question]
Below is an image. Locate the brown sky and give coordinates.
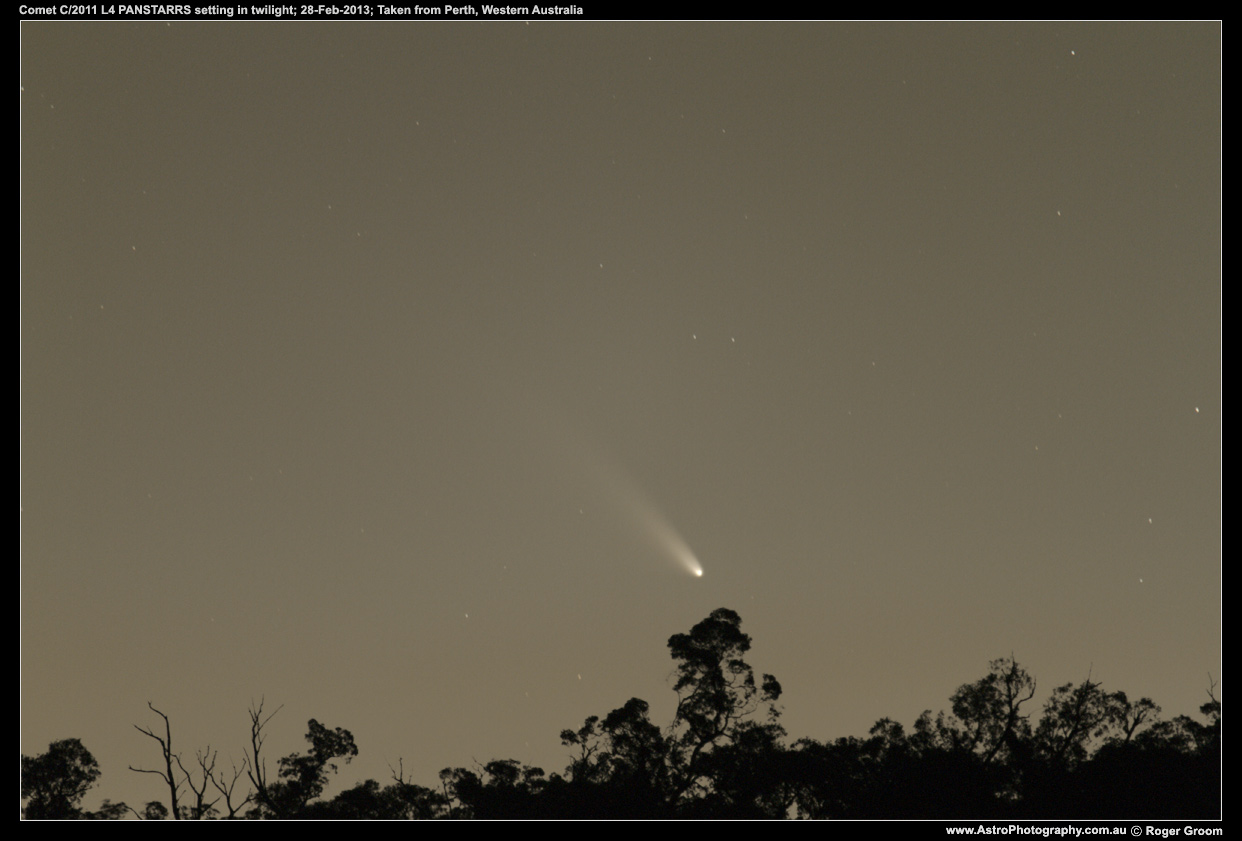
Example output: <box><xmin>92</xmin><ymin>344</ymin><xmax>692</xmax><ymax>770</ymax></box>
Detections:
<box><xmin>20</xmin><ymin>21</ymin><xmax>1221</xmax><ymax>809</ymax></box>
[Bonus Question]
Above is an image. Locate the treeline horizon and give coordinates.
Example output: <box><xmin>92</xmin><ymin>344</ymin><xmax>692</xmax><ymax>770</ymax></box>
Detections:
<box><xmin>21</xmin><ymin>607</ymin><xmax>1221</xmax><ymax>819</ymax></box>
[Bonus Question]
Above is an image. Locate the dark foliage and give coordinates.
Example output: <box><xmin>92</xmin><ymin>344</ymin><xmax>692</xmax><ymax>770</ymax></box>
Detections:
<box><xmin>21</xmin><ymin>609</ymin><xmax>1221</xmax><ymax>819</ymax></box>
<box><xmin>21</xmin><ymin>738</ymin><xmax>123</xmax><ymax>819</ymax></box>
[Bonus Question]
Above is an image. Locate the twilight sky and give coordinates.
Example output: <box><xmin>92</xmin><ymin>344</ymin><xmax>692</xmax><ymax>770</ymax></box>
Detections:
<box><xmin>20</xmin><ymin>21</ymin><xmax>1220</xmax><ymax>808</ymax></box>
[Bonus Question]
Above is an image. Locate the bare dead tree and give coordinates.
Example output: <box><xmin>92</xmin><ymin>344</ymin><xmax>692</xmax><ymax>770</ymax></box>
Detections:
<box><xmin>245</xmin><ymin>699</ymin><xmax>283</xmax><ymax>817</ymax></box>
<box><xmin>174</xmin><ymin>748</ymin><xmax>221</xmax><ymax>819</ymax></box>
<box><xmin>129</xmin><ymin>702</ymin><xmax>182</xmax><ymax>820</ymax></box>
<box><xmin>390</xmin><ymin>756</ymin><xmax>414</xmax><ymax>787</ymax></box>
<box><xmin>209</xmin><ymin>757</ymin><xmax>253</xmax><ymax>819</ymax></box>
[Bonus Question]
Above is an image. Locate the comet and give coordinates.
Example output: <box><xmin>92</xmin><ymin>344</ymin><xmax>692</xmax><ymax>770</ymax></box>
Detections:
<box><xmin>507</xmin><ymin>390</ymin><xmax>706</xmax><ymax>579</ymax></box>
<box><xmin>591</xmin><ymin>450</ymin><xmax>704</xmax><ymax>579</ymax></box>
<box><xmin>628</xmin><ymin>493</ymin><xmax>704</xmax><ymax>578</ymax></box>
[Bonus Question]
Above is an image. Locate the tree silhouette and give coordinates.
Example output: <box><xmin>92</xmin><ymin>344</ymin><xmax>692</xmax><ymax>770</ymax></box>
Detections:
<box><xmin>438</xmin><ymin>759</ymin><xmax>551</xmax><ymax>818</ymax></box>
<box><xmin>558</xmin><ymin>696</ymin><xmax>672</xmax><ymax>817</ymax></box>
<box><xmin>1034</xmin><ymin>676</ymin><xmax>1115</xmax><ymax>767</ymax></box>
<box><xmin>21</xmin><ymin>738</ymin><xmax>103</xmax><ymax>819</ymax></box>
<box><xmin>665</xmin><ymin>607</ymin><xmax>783</xmax><ymax>804</ymax></box>
<box><xmin>556</xmin><ymin>607</ymin><xmax>786</xmax><ymax>816</ymax></box>
<box><xmin>141</xmin><ymin>801</ymin><xmax>169</xmax><ymax>820</ymax></box>
<box><xmin>18</xmin><ymin>610</ymin><xmax>1222</xmax><ymax>819</ymax></box>
<box><xmin>249</xmin><ymin>715</ymin><xmax>358</xmax><ymax>818</ymax></box>
<box><xmin>927</xmin><ymin>656</ymin><xmax>1037</xmax><ymax>764</ymax></box>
